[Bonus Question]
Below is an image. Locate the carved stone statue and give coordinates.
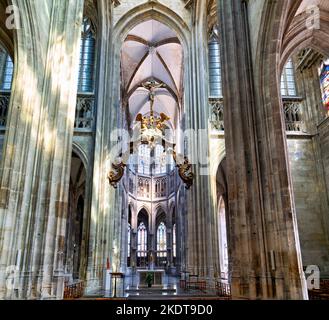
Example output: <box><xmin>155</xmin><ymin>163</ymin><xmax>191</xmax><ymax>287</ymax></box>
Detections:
<box><xmin>107</xmin><ymin>160</ymin><xmax>126</xmax><ymax>188</ymax></box>
<box><xmin>173</xmin><ymin>150</ymin><xmax>194</xmax><ymax>189</ymax></box>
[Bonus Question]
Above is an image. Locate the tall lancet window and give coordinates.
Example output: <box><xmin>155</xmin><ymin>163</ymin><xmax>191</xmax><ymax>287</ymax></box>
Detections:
<box><xmin>78</xmin><ymin>17</ymin><xmax>96</xmax><ymax>93</ymax></box>
<box><xmin>155</xmin><ymin>145</ymin><xmax>167</xmax><ymax>175</ymax></box>
<box><xmin>138</xmin><ymin>145</ymin><xmax>151</xmax><ymax>175</ymax></box>
<box><xmin>281</xmin><ymin>58</ymin><xmax>297</xmax><ymax>97</ymax></box>
<box><xmin>0</xmin><ymin>53</ymin><xmax>14</xmax><ymax>91</ymax></box>
<box><xmin>75</xmin><ymin>16</ymin><xmax>97</xmax><ymax>130</ymax></box>
<box><xmin>208</xmin><ymin>25</ymin><xmax>222</xmax><ymax>98</ymax></box>
<box><xmin>0</xmin><ymin>48</ymin><xmax>13</xmax><ymax>130</ymax></box>
<box><xmin>157</xmin><ymin>222</ymin><xmax>167</xmax><ymax>258</ymax></box>
<box><xmin>137</xmin><ymin>222</ymin><xmax>147</xmax><ymax>257</ymax></box>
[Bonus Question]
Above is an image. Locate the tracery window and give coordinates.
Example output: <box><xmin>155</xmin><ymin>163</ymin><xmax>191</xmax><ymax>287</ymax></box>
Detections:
<box><xmin>208</xmin><ymin>26</ymin><xmax>222</xmax><ymax>98</ymax></box>
<box><xmin>157</xmin><ymin>222</ymin><xmax>167</xmax><ymax>258</ymax></box>
<box><xmin>137</xmin><ymin>222</ymin><xmax>147</xmax><ymax>257</ymax></box>
<box><xmin>138</xmin><ymin>144</ymin><xmax>151</xmax><ymax>175</ymax></box>
<box><xmin>78</xmin><ymin>17</ymin><xmax>96</xmax><ymax>93</ymax></box>
<box><xmin>154</xmin><ymin>145</ymin><xmax>167</xmax><ymax>174</ymax></box>
<box><xmin>281</xmin><ymin>58</ymin><xmax>297</xmax><ymax>97</ymax></box>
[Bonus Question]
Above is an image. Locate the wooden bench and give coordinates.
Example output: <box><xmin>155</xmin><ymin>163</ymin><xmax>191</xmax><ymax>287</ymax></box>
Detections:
<box><xmin>215</xmin><ymin>281</ymin><xmax>231</xmax><ymax>298</ymax></box>
<box><xmin>308</xmin><ymin>279</ymin><xmax>329</xmax><ymax>300</ymax></box>
<box><xmin>179</xmin><ymin>279</ymin><xmax>186</xmax><ymax>289</ymax></box>
<box><xmin>187</xmin><ymin>280</ymin><xmax>207</xmax><ymax>291</ymax></box>
<box><xmin>64</xmin><ymin>281</ymin><xmax>85</xmax><ymax>299</ymax></box>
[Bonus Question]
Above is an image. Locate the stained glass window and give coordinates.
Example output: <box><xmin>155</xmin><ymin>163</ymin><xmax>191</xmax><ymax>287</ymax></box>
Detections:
<box><xmin>157</xmin><ymin>222</ymin><xmax>167</xmax><ymax>258</ymax></box>
<box><xmin>138</xmin><ymin>144</ymin><xmax>151</xmax><ymax>175</ymax></box>
<box><xmin>78</xmin><ymin>17</ymin><xmax>96</xmax><ymax>93</ymax></box>
<box><xmin>137</xmin><ymin>222</ymin><xmax>147</xmax><ymax>257</ymax></box>
<box><xmin>208</xmin><ymin>29</ymin><xmax>222</xmax><ymax>98</ymax></box>
<box><xmin>154</xmin><ymin>145</ymin><xmax>167</xmax><ymax>174</ymax></box>
<box><xmin>0</xmin><ymin>54</ymin><xmax>13</xmax><ymax>91</ymax></box>
<box><xmin>281</xmin><ymin>58</ymin><xmax>297</xmax><ymax>96</ymax></box>
<box><xmin>320</xmin><ymin>64</ymin><xmax>329</xmax><ymax>112</ymax></box>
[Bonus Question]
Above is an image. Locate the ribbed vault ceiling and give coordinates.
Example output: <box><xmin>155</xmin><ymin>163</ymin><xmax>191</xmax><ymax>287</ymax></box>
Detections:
<box><xmin>121</xmin><ymin>20</ymin><xmax>183</xmax><ymax>128</ymax></box>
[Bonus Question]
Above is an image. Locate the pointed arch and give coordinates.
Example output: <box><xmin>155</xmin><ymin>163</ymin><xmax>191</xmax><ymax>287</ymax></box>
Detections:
<box><xmin>108</xmin><ymin>1</ymin><xmax>191</xmax><ymax>124</ymax></box>
<box><xmin>137</xmin><ymin>206</ymin><xmax>151</xmax><ymax>226</ymax></box>
<box><xmin>281</xmin><ymin>10</ymin><xmax>329</xmax><ymax>70</ymax></box>
<box><xmin>112</xmin><ymin>2</ymin><xmax>190</xmax><ymax>48</ymax></box>
<box><xmin>154</xmin><ymin>203</ymin><xmax>166</xmax><ymax>217</ymax></box>
<box><xmin>72</xmin><ymin>142</ymin><xmax>89</xmax><ymax>173</ymax></box>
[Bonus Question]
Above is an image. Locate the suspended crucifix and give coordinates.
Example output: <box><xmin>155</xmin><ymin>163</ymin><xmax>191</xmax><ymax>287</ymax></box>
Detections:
<box><xmin>108</xmin><ymin>80</ymin><xmax>194</xmax><ymax>189</ymax></box>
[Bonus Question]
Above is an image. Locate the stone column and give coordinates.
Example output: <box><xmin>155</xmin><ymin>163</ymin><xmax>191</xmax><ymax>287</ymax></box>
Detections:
<box><xmin>38</xmin><ymin>0</ymin><xmax>84</xmax><ymax>300</ymax></box>
<box><xmin>130</xmin><ymin>203</ymin><xmax>137</xmax><ymax>270</ymax></box>
<box><xmin>0</xmin><ymin>0</ymin><xmax>84</xmax><ymax>300</ymax></box>
<box><xmin>177</xmin><ymin>186</ymin><xmax>186</xmax><ymax>273</ymax></box>
<box><xmin>173</xmin><ymin>201</ymin><xmax>181</xmax><ymax>273</ymax></box>
<box><xmin>166</xmin><ymin>205</ymin><xmax>173</xmax><ymax>271</ymax></box>
<box><xmin>85</xmin><ymin>0</ymin><xmax>117</xmax><ymax>294</ymax></box>
<box><xmin>218</xmin><ymin>0</ymin><xmax>307</xmax><ymax>299</ymax></box>
<box><xmin>184</xmin><ymin>0</ymin><xmax>217</xmax><ymax>279</ymax></box>
<box><xmin>120</xmin><ymin>193</ymin><xmax>128</xmax><ymax>273</ymax></box>
<box><xmin>149</xmin><ymin>224</ymin><xmax>155</xmax><ymax>270</ymax></box>
<box><xmin>131</xmin><ymin>229</ymin><xmax>137</xmax><ymax>271</ymax></box>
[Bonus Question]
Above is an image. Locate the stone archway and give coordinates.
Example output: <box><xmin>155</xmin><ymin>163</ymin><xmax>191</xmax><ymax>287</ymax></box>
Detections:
<box><xmin>64</xmin><ymin>151</ymin><xmax>90</xmax><ymax>282</ymax></box>
<box><xmin>215</xmin><ymin>158</ymin><xmax>229</xmax><ymax>281</ymax></box>
<box><xmin>281</xmin><ymin>6</ymin><xmax>329</xmax><ymax>70</ymax></box>
<box><xmin>136</xmin><ymin>209</ymin><xmax>150</xmax><ymax>268</ymax></box>
<box><xmin>85</xmin><ymin>2</ymin><xmax>193</xmax><ymax>293</ymax></box>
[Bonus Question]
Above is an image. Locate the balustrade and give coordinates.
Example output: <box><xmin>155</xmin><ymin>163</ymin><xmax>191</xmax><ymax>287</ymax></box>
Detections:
<box><xmin>209</xmin><ymin>97</ymin><xmax>224</xmax><ymax>131</ymax></box>
<box><xmin>283</xmin><ymin>98</ymin><xmax>305</xmax><ymax>132</ymax></box>
<box><xmin>75</xmin><ymin>94</ymin><xmax>94</xmax><ymax>130</ymax></box>
<box><xmin>0</xmin><ymin>91</ymin><xmax>10</xmax><ymax>128</ymax></box>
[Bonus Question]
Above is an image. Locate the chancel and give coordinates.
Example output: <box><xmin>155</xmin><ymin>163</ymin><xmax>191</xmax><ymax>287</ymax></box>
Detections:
<box><xmin>0</xmin><ymin>0</ymin><xmax>329</xmax><ymax>301</ymax></box>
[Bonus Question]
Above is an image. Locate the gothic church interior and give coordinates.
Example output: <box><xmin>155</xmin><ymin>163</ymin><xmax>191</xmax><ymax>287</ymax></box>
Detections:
<box><xmin>0</xmin><ymin>0</ymin><xmax>329</xmax><ymax>300</ymax></box>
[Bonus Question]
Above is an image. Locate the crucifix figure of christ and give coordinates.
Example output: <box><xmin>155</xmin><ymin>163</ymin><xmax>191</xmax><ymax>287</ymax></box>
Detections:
<box><xmin>136</xmin><ymin>80</ymin><xmax>170</xmax><ymax>132</ymax></box>
<box><xmin>142</xmin><ymin>80</ymin><xmax>166</xmax><ymax>114</ymax></box>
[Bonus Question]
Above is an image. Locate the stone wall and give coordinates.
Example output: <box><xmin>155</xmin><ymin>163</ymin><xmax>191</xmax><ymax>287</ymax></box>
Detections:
<box><xmin>319</xmin><ymin>118</ymin><xmax>329</xmax><ymax>206</ymax></box>
<box><xmin>210</xmin><ymin>130</ymin><xmax>329</xmax><ymax>278</ymax></box>
<box><xmin>288</xmin><ymin>136</ymin><xmax>329</xmax><ymax>276</ymax></box>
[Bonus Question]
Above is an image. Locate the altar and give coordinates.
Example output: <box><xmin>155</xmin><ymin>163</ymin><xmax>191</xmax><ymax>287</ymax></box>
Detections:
<box><xmin>138</xmin><ymin>270</ymin><xmax>165</xmax><ymax>287</ymax></box>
